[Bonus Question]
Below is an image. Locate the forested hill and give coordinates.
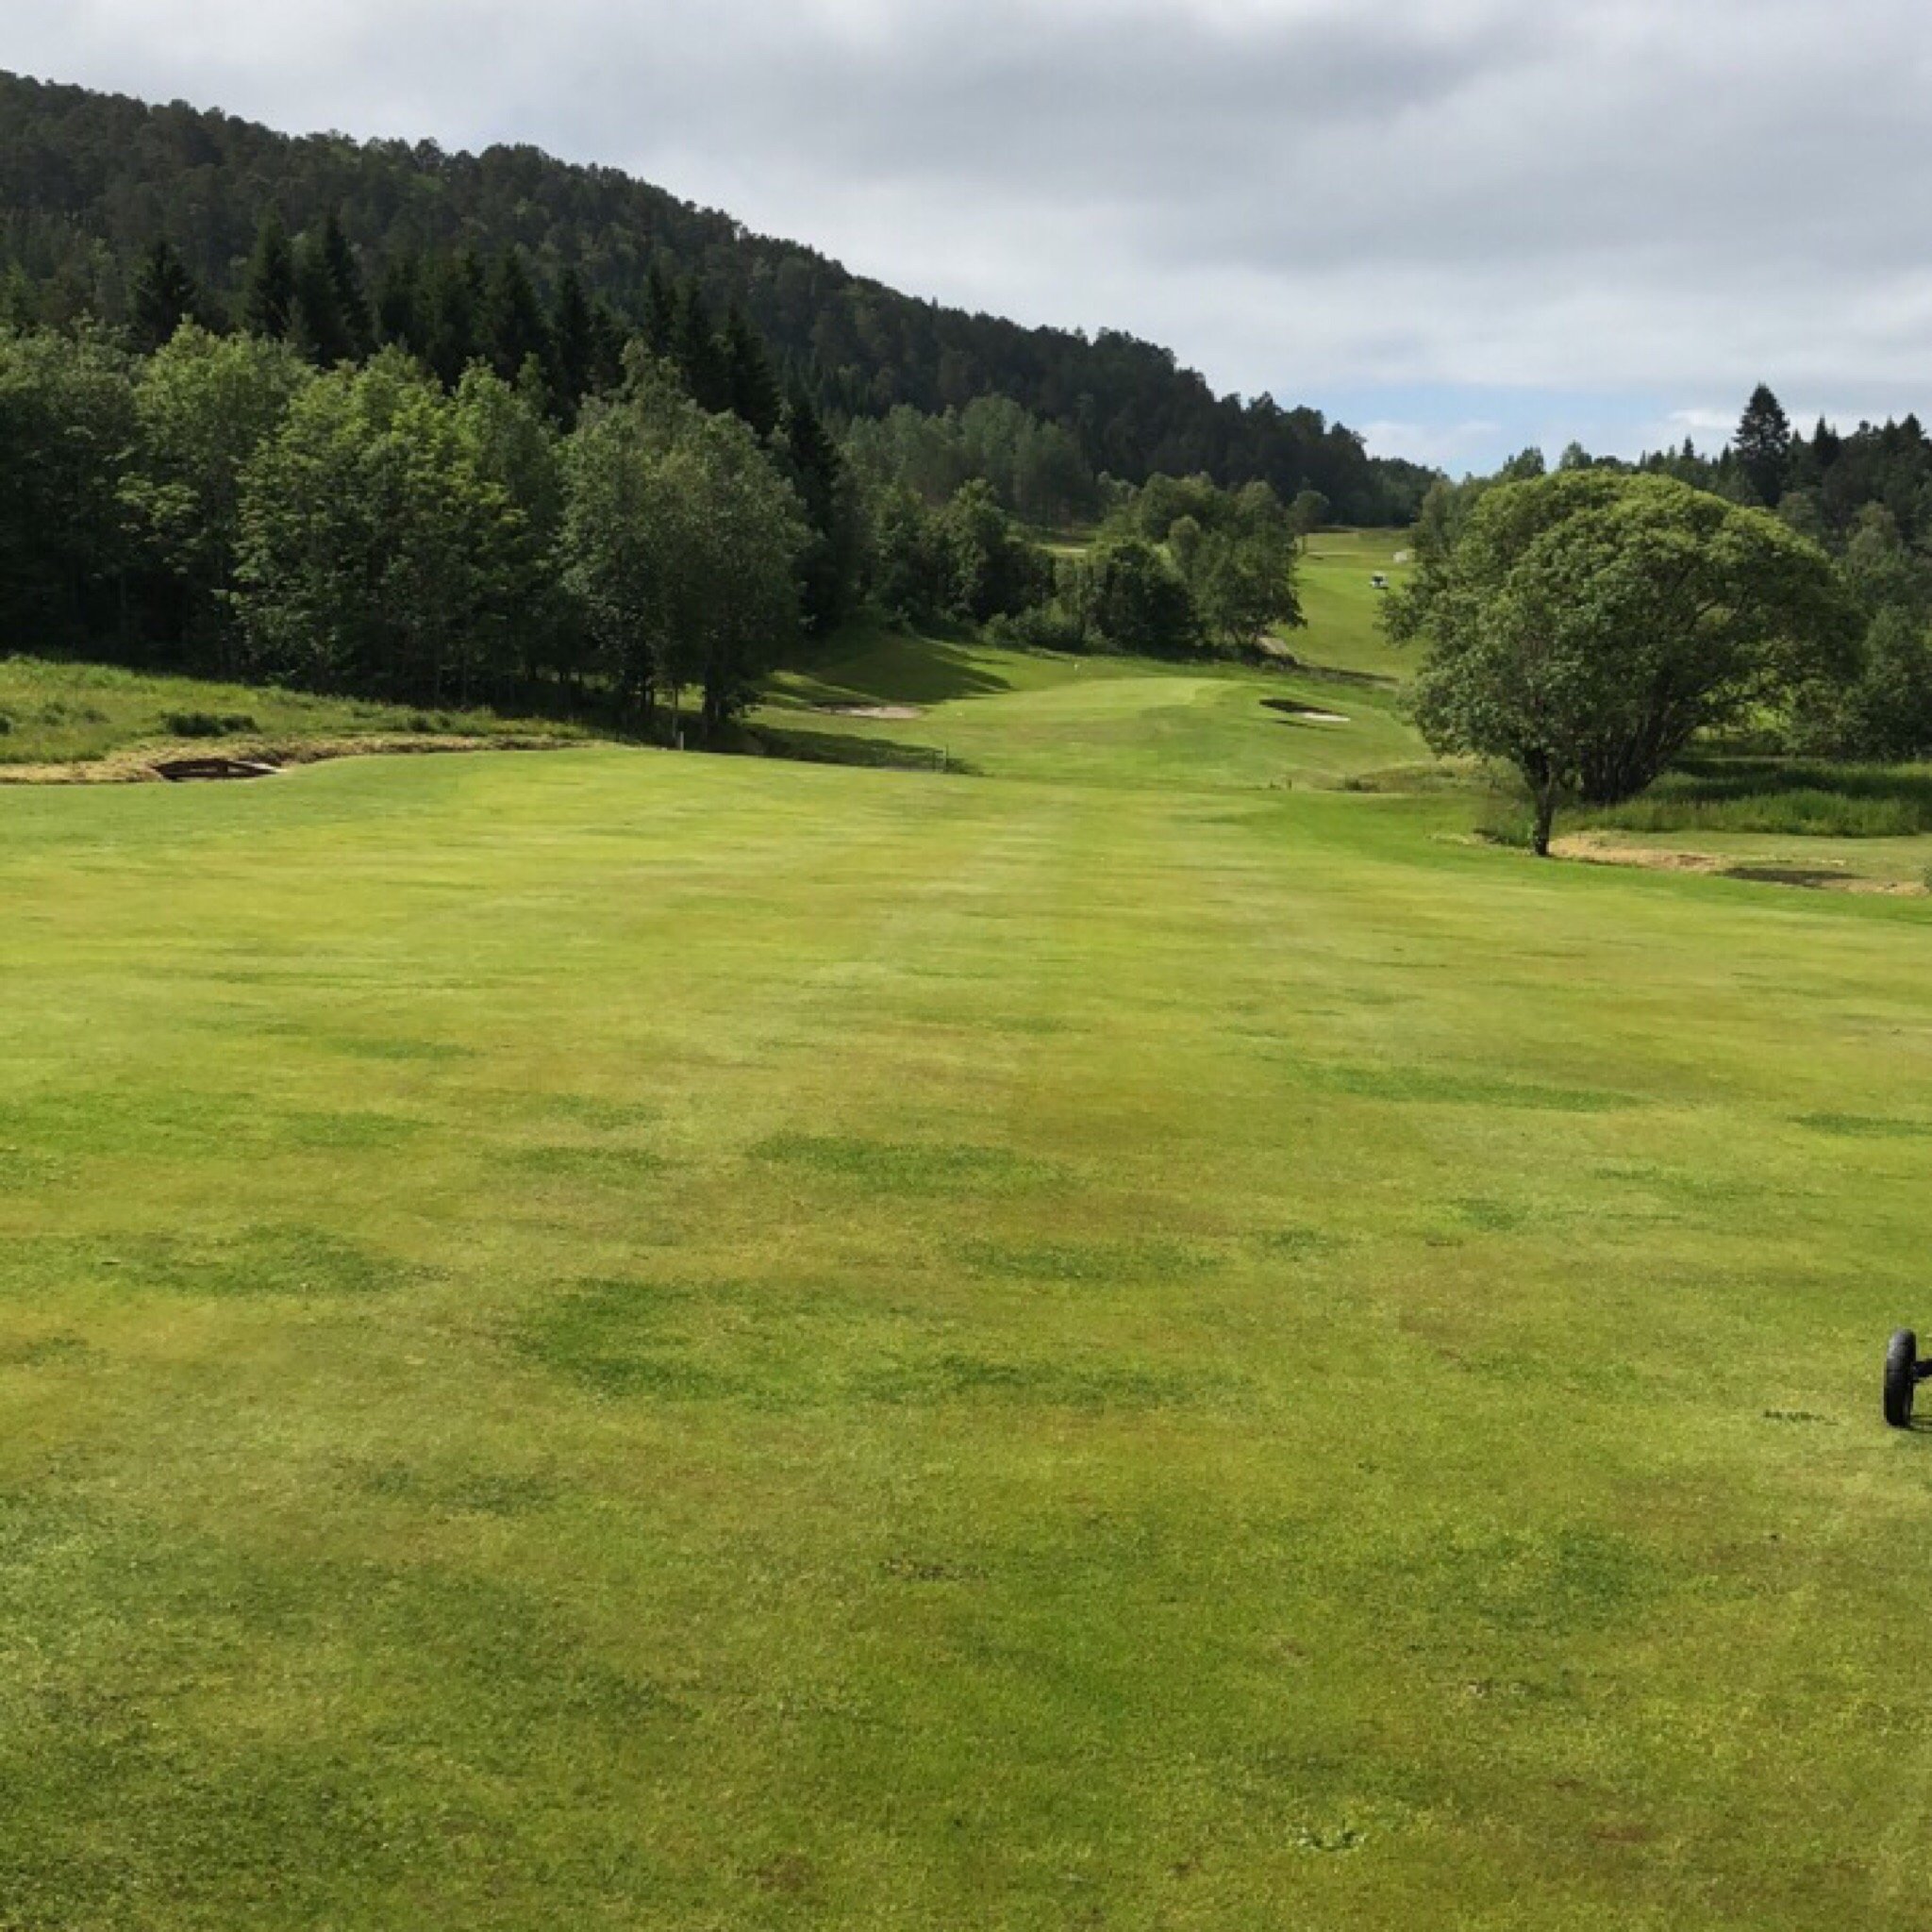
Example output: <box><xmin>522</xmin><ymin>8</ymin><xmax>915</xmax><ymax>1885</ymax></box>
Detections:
<box><xmin>0</xmin><ymin>70</ymin><xmax>1432</xmax><ymax>524</ymax></box>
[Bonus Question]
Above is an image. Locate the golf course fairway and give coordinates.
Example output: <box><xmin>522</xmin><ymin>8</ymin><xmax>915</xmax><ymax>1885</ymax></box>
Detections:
<box><xmin>2</xmin><ymin>641</ymin><xmax>1928</xmax><ymax>1927</ymax></box>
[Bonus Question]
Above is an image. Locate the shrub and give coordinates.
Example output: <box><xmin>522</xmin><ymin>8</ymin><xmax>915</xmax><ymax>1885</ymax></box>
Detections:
<box><xmin>162</xmin><ymin>709</ymin><xmax>257</xmax><ymax>739</ymax></box>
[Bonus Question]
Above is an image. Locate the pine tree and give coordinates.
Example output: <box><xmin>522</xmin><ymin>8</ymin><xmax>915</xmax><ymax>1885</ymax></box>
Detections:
<box><xmin>242</xmin><ymin>212</ymin><xmax>296</xmax><ymax>339</ymax></box>
<box><xmin>724</xmin><ymin>306</ymin><xmax>783</xmax><ymax>439</ymax></box>
<box><xmin>481</xmin><ymin>250</ymin><xmax>552</xmax><ymax>386</ymax></box>
<box><xmin>1735</xmin><ymin>384</ymin><xmax>1793</xmax><ymax>508</ymax></box>
<box><xmin>321</xmin><ymin>214</ymin><xmax>372</xmax><ymax>358</ymax></box>
<box><xmin>128</xmin><ymin>240</ymin><xmax>203</xmax><ymax>353</ymax></box>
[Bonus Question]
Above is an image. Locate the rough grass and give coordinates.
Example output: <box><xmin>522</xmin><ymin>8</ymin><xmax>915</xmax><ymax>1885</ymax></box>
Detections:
<box><xmin>1586</xmin><ymin>758</ymin><xmax>1932</xmax><ymax>838</ymax></box>
<box><xmin>0</xmin><ymin>655</ymin><xmax>585</xmax><ymax>771</ymax></box>
<box><xmin>6</xmin><ymin>621</ymin><xmax>1932</xmax><ymax>1924</ymax></box>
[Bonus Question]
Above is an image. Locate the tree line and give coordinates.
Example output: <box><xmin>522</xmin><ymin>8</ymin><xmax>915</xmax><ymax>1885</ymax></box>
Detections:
<box><xmin>0</xmin><ymin>316</ymin><xmax>848</xmax><ymax>735</ymax></box>
<box><xmin>2</xmin><ymin>290</ymin><xmax>1309</xmax><ymax>734</ymax></box>
<box><xmin>0</xmin><ymin>68</ymin><xmax>1438</xmax><ymax>524</ymax></box>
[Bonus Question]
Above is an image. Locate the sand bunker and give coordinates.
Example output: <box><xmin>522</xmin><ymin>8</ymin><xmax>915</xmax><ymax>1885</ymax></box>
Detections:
<box><xmin>1264</xmin><ymin>698</ymin><xmax>1350</xmax><ymax>724</ymax></box>
<box><xmin>815</xmin><ymin>704</ymin><xmax>926</xmax><ymax>721</ymax></box>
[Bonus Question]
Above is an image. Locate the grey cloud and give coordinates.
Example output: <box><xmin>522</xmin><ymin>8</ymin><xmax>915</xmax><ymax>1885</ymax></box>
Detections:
<box><xmin>8</xmin><ymin>0</ymin><xmax>1932</xmax><ymax>453</ymax></box>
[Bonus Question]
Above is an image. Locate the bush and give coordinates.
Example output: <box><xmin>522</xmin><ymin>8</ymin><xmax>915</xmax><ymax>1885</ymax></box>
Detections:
<box><xmin>985</xmin><ymin>605</ymin><xmax>1090</xmax><ymax>654</ymax></box>
<box><xmin>163</xmin><ymin>709</ymin><xmax>257</xmax><ymax>738</ymax></box>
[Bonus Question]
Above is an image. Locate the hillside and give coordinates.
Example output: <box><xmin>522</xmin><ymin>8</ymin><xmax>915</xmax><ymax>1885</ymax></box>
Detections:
<box><xmin>0</xmin><ymin>69</ymin><xmax>1434</xmax><ymax>523</ymax></box>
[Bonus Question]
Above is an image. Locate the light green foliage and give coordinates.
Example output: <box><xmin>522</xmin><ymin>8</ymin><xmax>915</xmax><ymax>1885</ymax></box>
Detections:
<box><xmin>124</xmin><ymin>324</ymin><xmax>312</xmax><ymax>653</ymax></box>
<box><xmin>562</xmin><ymin>360</ymin><xmax>808</xmax><ymax>734</ymax></box>
<box><xmin>233</xmin><ymin>351</ymin><xmax>540</xmax><ymax>705</ymax></box>
<box><xmin>1393</xmin><ymin>471</ymin><xmax>1853</xmax><ymax>851</ymax></box>
<box><xmin>2</xmin><ymin>654</ymin><xmax>1931</xmax><ymax>1923</ymax></box>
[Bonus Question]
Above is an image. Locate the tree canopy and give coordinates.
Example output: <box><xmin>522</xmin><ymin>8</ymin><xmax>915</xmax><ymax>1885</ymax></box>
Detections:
<box><xmin>1389</xmin><ymin>471</ymin><xmax>1853</xmax><ymax>854</ymax></box>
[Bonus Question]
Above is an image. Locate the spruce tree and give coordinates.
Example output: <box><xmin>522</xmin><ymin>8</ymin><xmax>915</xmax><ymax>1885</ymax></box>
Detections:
<box><xmin>782</xmin><ymin>380</ymin><xmax>858</xmax><ymax>630</ymax></box>
<box><xmin>242</xmin><ymin>212</ymin><xmax>296</xmax><ymax>340</ymax></box>
<box><xmin>1735</xmin><ymin>384</ymin><xmax>1793</xmax><ymax>507</ymax></box>
<box><xmin>550</xmin><ymin>264</ymin><xmax>594</xmax><ymax>410</ymax></box>
<box><xmin>321</xmin><ymin>214</ymin><xmax>372</xmax><ymax>358</ymax></box>
<box><xmin>642</xmin><ymin>262</ymin><xmax>678</xmax><ymax>360</ymax></box>
<box><xmin>128</xmin><ymin>240</ymin><xmax>203</xmax><ymax>353</ymax></box>
<box><xmin>481</xmin><ymin>250</ymin><xmax>552</xmax><ymax>386</ymax></box>
<box><xmin>376</xmin><ymin>252</ymin><xmax>426</xmax><ymax>357</ymax></box>
<box><xmin>724</xmin><ymin>306</ymin><xmax>783</xmax><ymax>439</ymax></box>
<box><xmin>291</xmin><ymin>234</ymin><xmax>349</xmax><ymax>366</ymax></box>
<box><xmin>674</xmin><ymin>282</ymin><xmax>732</xmax><ymax>414</ymax></box>
<box><xmin>424</xmin><ymin>251</ymin><xmax>485</xmax><ymax>387</ymax></box>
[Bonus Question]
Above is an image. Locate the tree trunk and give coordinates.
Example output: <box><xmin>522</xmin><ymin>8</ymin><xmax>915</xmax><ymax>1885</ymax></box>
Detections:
<box><xmin>1533</xmin><ymin>785</ymin><xmax>1558</xmax><ymax>858</ymax></box>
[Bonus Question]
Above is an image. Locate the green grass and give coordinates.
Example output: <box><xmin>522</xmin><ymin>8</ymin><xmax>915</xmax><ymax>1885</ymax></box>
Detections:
<box><xmin>1586</xmin><ymin>758</ymin><xmax>1932</xmax><ymax>839</ymax></box>
<box><xmin>0</xmin><ymin>656</ymin><xmax>582</xmax><ymax>770</ymax></box>
<box><xmin>757</xmin><ymin>609</ymin><xmax>1421</xmax><ymax>792</ymax></box>
<box><xmin>6</xmin><ymin>623</ymin><xmax>1932</xmax><ymax>1924</ymax></box>
<box><xmin>1292</xmin><ymin>527</ymin><xmax>1416</xmax><ymax>680</ymax></box>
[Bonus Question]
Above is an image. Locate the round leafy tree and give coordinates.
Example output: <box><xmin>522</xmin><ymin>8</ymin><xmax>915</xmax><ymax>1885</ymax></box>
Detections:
<box><xmin>1387</xmin><ymin>471</ymin><xmax>1853</xmax><ymax>854</ymax></box>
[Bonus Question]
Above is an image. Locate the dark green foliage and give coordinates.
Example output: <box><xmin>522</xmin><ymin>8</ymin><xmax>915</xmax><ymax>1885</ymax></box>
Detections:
<box><xmin>780</xmin><ymin>382</ymin><xmax>862</xmax><ymax>632</ymax></box>
<box><xmin>162</xmin><ymin>709</ymin><xmax>257</xmax><ymax>738</ymax></box>
<box><xmin>375</xmin><ymin>253</ymin><xmax>425</xmax><ymax>355</ymax></box>
<box><xmin>673</xmin><ymin>282</ymin><xmax>733</xmax><ymax>415</ymax></box>
<box><xmin>641</xmin><ymin>262</ymin><xmax>677</xmax><ymax>360</ymax></box>
<box><xmin>0</xmin><ymin>325</ymin><xmax>140</xmax><ymax>646</ymax></box>
<box><xmin>1089</xmin><ymin>540</ymin><xmax>1199</xmax><ymax>655</ymax></box>
<box><xmin>1735</xmin><ymin>384</ymin><xmax>1793</xmax><ymax>508</ymax></box>
<box><xmin>291</xmin><ymin>232</ymin><xmax>352</xmax><ymax>366</ymax></box>
<box><xmin>550</xmin><ymin>266</ymin><xmax>595</xmax><ymax>413</ymax></box>
<box><xmin>320</xmin><ymin>214</ymin><xmax>372</xmax><ymax>358</ymax></box>
<box><xmin>242</xmin><ymin>212</ymin><xmax>295</xmax><ymax>339</ymax></box>
<box><xmin>723</xmin><ymin>306</ymin><xmax>782</xmax><ymax>440</ymax></box>
<box><xmin>127</xmin><ymin>240</ymin><xmax>203</xmax><ymax>353</ymax></box>
<box><xmin>0</xmin><ymin>70</ymin><xmax>1429</xmax><ymax>517</ymax></box>
<box><xmin>481</xmin><ymin>250</ymin><xmax>551</xmax><ymax>387</ymax></box>
<box><xmin>423</xmin><ymin>252</ymin><xmax>485</xmax><ymax>387</ymax></box>
<box><xmin>1818</xmin><ymin>607</ymin><xmax>1932</xmax><ymax>759</ymax></box>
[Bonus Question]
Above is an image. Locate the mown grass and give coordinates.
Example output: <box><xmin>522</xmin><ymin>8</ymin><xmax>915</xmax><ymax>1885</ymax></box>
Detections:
<box><xmin>7</xmin><ymin>617</ymin><xmax>1932</xmax><ymax>1924</ymax></box>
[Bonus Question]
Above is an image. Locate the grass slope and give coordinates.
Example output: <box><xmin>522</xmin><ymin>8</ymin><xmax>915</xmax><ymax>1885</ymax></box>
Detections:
<box><xmin>3</xmin><ymin>614</ymin><xmax>1932</xmax><ymax>1924</ymax></box>
<box><xmin>0</xmin><ymin>656</ymin><xmax>583</xmax><ymax>774</ymax></box>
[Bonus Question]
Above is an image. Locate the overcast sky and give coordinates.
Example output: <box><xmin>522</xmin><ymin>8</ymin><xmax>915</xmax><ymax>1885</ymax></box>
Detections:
<box><xmin>8</xmin><ymin>0</ymin><xmax>1931</xmax><ymax>471</ymax></box>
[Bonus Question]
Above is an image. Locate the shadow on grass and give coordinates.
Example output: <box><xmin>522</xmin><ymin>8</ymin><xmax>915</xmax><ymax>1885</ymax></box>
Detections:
<box><xmin>749</xmin><ymin>724</ymin><xmax>976</xmax><ymax>775</ymax></box>
<box><xmin>773</xmin><ymin>627</ymin><xmax>1014</xmax><ymax>709</ymax></box>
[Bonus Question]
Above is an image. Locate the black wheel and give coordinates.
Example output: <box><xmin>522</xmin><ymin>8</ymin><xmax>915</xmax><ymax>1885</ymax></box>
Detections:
<box><xmin>1885</xmin><ymin>1328</ymin><xmax>1918</xmax><ymax>1429</ymax></box>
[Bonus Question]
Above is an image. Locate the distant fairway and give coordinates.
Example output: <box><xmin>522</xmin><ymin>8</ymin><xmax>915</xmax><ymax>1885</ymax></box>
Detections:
<box><xmin>6</xmin><ymin>613</ymin><xmax>1932</xmax><ymax>1923</ymax></box>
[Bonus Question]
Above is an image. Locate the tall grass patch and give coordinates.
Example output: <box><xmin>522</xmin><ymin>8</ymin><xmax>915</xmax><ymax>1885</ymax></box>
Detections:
<box><xmin>1587</xmin><ymin>758</ymin><xmax>1932</xmax><ymax>838</ymax></box>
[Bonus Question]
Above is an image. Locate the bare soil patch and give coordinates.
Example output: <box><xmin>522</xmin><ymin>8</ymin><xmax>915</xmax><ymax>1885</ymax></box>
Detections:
<box><xmin>1554</xmin><ymin>831</ymin><xmax>1924</xmax><ymax>896</ymax></box>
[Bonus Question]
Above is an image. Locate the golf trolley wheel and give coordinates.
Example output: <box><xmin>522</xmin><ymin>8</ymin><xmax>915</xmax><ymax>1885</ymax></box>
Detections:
<box><xmin>1885</xmin><ymin>1328</ymin><xmax>1919</xmax><ymax>1429</ymax></box>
